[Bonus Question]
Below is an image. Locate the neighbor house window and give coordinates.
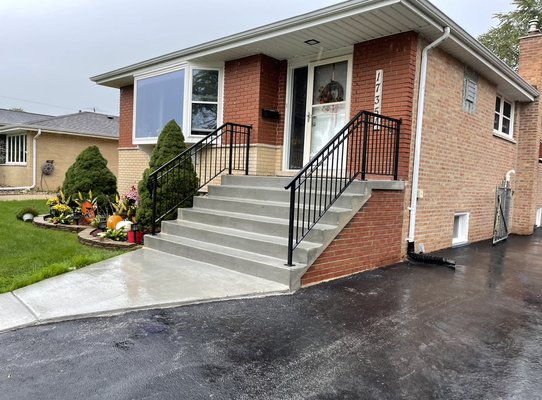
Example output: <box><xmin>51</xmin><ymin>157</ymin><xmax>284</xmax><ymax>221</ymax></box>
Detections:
<box><xmin>0</xmin><ymin>134</ymin><xmax>27</xmax><ymax>164</ymax></box>
<box><xmin>494</xmin><ymin>96</ymin><xmax>514</xmax><ymax>138</ymax></box>
<box><xmin>135</xmin><ymin>69</ymin><xmax>185</xmax><ymax>142</ymax></box>
<box><xmin>191</xmin><ymin>69</ymin><xmax>219</xmax><ymax>135</ymax></box>
<box><xmin>452</xmin><ymin>213</ymin><xmax>469</xmax><ymax>246</ymax></box>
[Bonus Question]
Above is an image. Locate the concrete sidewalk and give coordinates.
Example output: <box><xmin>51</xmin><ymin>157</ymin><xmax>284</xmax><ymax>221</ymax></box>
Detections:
<box><xmin>0</xmin><ymin>249</ymin><xmax>288</xmax><ymax>333</ymax></box>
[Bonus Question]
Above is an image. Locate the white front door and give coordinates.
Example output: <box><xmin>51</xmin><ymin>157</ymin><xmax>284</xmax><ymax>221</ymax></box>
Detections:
<box><xmin>303</xmin><ymin>57</ymin><xmax>351</xmax><ymax>164</ymax></box>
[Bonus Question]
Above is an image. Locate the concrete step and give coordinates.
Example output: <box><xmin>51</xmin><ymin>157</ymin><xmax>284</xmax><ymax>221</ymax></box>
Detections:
<box><xmin>221</xmin><ymin>175</ymin><xmax>293</xmax><ymax>188</ymax></box>
<box><xmin>160</xmin><ymin>219</ymin><xmax>322</xmax><ymax>265</ymax></box>
<box><xmin>144</xmin><ymin>233</ymin><xmax>307</xmax><ymax>287</ymax></box>
<box><xmin>178</xmin><ymin>207</ymin><xmax>337</xmax><ymax>244</ymax></box>
<box><xmin>146</xmin><ymin>176</ymin><xmax>390</xmax><ymax>290</ymax></box>
<box><xmin>193</xmin><ymin>195</ymin><xmax>353</xmax><ymax>226</ymax></box>
<box><xmin>207</xmin><ymin>184</ymin><xmax>364</xmax><ymax>209</ymax></box>
<box><xmin>222</xmin><ymin>175</ymin><xmax>368</xmax><ymax>194</ymax></box>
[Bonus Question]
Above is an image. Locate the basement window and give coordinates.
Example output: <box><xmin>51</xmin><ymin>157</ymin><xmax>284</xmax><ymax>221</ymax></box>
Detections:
<box><xmin>536</xmin><ymin>208</ymin><xmax>542</xmax><ymax>228</ymax></box>
<box><xmin>452</xmin><ymin>213</ymin><xmax>469</xmax><ymax>246</ymax></box>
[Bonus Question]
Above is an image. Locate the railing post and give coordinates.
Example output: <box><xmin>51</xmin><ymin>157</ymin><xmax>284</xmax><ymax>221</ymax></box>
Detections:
<box><xmin>286</xmin><ymin>183</ymin><xmax>296</xmax><ymax>266</ymax></box>
<box><xmin>150</xmin><ymin>175</ymin><xmax>157</xmax><ymax>235</ymax></box>
<box><xmin>228</xmin><ymin>124</ymin><xmax>234</xmax><ymax>175</ymax></box>
<box><xmin>245</xmin><ymin>126</ymin><xmax>251</xmax><ymax>175</ymax></box>
<box><xmin>361</xmin><ymin>112</ymin><xmax>370</xmax><ymax>180</ymax></box>
<box><xmin>393</xmin><ymin>118</ymin><xmax>402</xmax><ymax>180</ymax></box>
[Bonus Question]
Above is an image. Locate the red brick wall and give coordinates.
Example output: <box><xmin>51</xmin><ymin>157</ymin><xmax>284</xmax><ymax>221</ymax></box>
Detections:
<box><xmin>415</xmin><ymin>48</ymin><xmax>518</xmax><ymax>250</ymax></box>
<box><xmin>224</xmin><ymin>54</ymin><xmax>283</xmax><ymax>146</ymax></box>
<box><xmin>516</xmin><ymin>33</ymin><xmax>542</xmax><ymax>232</ymax></box>
<box><xmin>351</xmin><ymin>32</ymin><xmax>418</xmax><ymax>180</ymax></box>
<box><xmin>119</xmin><ymin>85</ymin><xmax>135</xmax><ymax>148</ymax></box>
<box><xmin>276</xmin><ymin>60</ymin><xmax>288</xmax><ymax>147</ymax></box>
<box><xmin>302</xmin><ymin>190</ymin><xmax>404</xmax><ymax>286</ymax></box>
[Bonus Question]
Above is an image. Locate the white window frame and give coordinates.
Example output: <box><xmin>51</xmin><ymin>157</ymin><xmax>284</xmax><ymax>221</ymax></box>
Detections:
<box><xmin>282</xmin><ymin>48</ymin><xmax>354</xmax><ymax>171</ymax></box>
<box><xmin>452</xmin><ymin>212</ymin><xmax>469</xmax><ymax>246</ymax></box>
<box><xmin>132</xmin><ymin>63</ymin><xmax>223</xmax><ymax>145</ymax></box>
<box><xmin>187</xmin><ymin>66</ymin><xmax>223</xmax><ymax>138</ymax></box>
<box><xmin>3</xmin><ymin>133</ymin><xmax>27</xmax><ymax>165</ymax></box>
<box><xmin>536</xmin><ymin>208</ymin><xmax>542</xmax><ymax>228</ymax></box>
<box><xmin>493</xmin><ymin>95</ymin><xmax>515</xmax><ymax>140</ymax></box>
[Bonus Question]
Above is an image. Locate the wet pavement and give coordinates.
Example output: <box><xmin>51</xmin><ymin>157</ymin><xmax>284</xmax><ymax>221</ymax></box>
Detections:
<box><xmin>0</xmin><ymin>230</ymin><xmax>540</xmax><ymax>399</ymax></box>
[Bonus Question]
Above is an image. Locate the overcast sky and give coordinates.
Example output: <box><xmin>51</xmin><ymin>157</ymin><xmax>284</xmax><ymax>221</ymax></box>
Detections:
<box><xmin>0</xmin><ymin>0</ymin><xmax>514</xmax><ymax>117</ymax></box>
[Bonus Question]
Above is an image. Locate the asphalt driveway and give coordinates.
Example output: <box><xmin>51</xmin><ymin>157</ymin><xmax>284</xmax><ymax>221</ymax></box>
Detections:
<box><xmin>0</xmin><ymin>230</ymin><xmax>540</xmax><ymax>399</ymax></box>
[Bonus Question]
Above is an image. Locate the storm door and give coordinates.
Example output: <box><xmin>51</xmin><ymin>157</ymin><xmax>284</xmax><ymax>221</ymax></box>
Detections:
<box><xmin>304</xmin><ymin>58</ymin><xmax>349</xmax><ymax>165</ymax></box>
<box><xmin>286</xmin><ymin>56</ymin><xmax>351</xmax><ymax>170</ymax></box>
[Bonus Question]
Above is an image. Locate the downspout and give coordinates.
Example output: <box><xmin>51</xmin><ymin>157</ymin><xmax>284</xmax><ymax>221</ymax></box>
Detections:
<box><xmin>407</xmin><ymin>27</ymin><xmax>455</xmax><ymax>268</ymax></box>
<box><xmin>0</xmin><ymin>129</ymin><xmax>42</xmax><ymax>191</ymax></box>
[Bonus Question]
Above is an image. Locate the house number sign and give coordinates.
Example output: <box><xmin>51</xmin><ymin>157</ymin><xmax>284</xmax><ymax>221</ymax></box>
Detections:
<box><xmin>374</xmin><ymin>69</ymin><xmax>383</xmax><ymax>115</ymax></box>
<box><xmin>374</xmin><ymin>69</ymin><xmax>383</xmax><ymax>129</ymax></box>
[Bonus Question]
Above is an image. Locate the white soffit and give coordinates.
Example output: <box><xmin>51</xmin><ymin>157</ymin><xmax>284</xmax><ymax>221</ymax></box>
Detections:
<box><xmin>91</xmin><ymin>0</ymin><xmax>537</xmax><ymax>101</ymax></box>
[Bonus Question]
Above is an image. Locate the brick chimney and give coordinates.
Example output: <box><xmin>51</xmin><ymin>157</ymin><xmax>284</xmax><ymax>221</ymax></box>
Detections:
<box><xmin>514</xmin><ymin>18</ymin><xmax>542</xmax><ymax>234</ymax></box>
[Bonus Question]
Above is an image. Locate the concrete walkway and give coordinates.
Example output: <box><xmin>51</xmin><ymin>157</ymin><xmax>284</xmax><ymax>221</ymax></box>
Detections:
<box><xmin>0</xmin><ymin>249</ymin><xmax>288</xmax><ymax>333</ymax></box>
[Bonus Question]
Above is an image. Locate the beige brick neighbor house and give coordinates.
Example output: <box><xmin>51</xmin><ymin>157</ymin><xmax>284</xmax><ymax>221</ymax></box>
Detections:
<box><xmin>91</xmin><ymin>0</ymin><xmax>542</xmax><ymax>289</ymax></box>
<box><xmin>0</xmin><ymin>110</ymin><xmax>119</xmax><ymax>192</ymax></box>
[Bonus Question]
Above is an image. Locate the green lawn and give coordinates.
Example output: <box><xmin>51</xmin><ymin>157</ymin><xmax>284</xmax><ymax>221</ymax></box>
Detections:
<box><xmin>0</xmin><ymin>199</ymin><xmax>126</xmax><ymax>294</ymax></box>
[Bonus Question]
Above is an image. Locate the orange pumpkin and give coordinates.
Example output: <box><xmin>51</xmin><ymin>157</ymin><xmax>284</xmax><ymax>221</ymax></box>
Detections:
<box><xmin>107</xmin><ymin>215</ymin><xmax>124</xmax><ymax>230</ymax></box>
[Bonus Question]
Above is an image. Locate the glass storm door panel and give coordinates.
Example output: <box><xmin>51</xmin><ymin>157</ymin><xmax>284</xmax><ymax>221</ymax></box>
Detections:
<box><xmin>305</xmin><ymin>60</ymin><xmax>348</xmax><ymax>162</ymax></box>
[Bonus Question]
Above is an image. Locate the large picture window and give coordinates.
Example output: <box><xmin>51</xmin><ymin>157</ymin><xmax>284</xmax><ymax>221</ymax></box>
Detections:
<box><xmin>134</xmin><ymin>66</ymin><xmax>221</xmax><ymax>143</ymax></box>
<box><xmin>191</xmin><ymin>69</ymin><xmax>219</xmax><ymax>135</ymax></box>
<box><xmin>494</xmin><ymin>95</ymin><xmax>514</xmax><ymax>138</ymax></box>
<box><xmin>135</xmin><ymin>69</ymin><xmax>185</xmax><ymax>141</ymax></box>
<box><xmin>0</xmin><ymin>134</ymin><xmax>27</xmax><ymax>165</ymax></box>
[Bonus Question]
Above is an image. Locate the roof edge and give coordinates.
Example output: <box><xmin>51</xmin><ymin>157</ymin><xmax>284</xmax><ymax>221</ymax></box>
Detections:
<box><xmin>0</xmin><ymin>125</ymin><xmax>118</xmax><ymax>140</ymax></box>
<box><xmin>91</xmin><ymin>0</ymin><xmax>538</xmax><ymax>101</ymax></box>
<box><xmin>405</xmin><ymin>0</ymin><xmax>538</xmax><ymax>100</ymax></box>
<box><xmin>90</xmin><ymin>0</ymin><xmax>397</xmax><ymax>85</ymax></box>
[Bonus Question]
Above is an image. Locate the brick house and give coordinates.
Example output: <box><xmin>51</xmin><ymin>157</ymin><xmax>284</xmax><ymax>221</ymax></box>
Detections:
<box><xmin>92</xmin><ymin>0</ymin><xmax>542</xmax><ymax>288</ymax></box>
<box><xmin>0</xmin><ymin>111</ymin><xmax>118</xmax><ymax>191</ymax></box>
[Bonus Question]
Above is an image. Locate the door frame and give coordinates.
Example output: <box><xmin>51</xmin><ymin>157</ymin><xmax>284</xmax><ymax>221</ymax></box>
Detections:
<box><xmin>282</xmin><ymin>51</ymin><xmax>353</xmax><ymax>172</ymax></box>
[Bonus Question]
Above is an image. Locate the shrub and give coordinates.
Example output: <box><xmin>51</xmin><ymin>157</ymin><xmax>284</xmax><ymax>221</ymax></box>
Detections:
<box><xmin>15</xmin><ymin>206</ymin><xmax>39</xmax><ymax>221</ymax></box>
<box><xmin>137</xmin><ymin>120</ymin><xmax>198</xmax><ymax>231</ymax></box>
<box><xmin>62</xmin><ymin>146</ymin><xmax>117</xmax><ymax>211</ymax></box>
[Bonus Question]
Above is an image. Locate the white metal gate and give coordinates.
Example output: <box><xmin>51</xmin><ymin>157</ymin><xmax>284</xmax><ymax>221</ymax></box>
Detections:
<box><xmin>493</xmin><ymin>180</ymin><xmax>513</xmax><ymax>244</ymax></box>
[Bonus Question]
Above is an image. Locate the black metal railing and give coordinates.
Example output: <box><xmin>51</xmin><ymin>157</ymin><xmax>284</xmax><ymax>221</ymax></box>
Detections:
<box><xmin>149</xmin><ymin>122</ymin><xmax>251</xmax><ymax>234</ymax></box>
<box><xmin>284</xmin><ymin>111</ymin><xmax>401</xmax><ymax>266</ymax></box>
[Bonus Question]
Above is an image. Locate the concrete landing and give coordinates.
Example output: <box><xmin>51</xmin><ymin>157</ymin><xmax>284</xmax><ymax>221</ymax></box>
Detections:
<box><xmin>0</xmin><ymin>249</ymin><xmax>289</xmax><ymax>333</ymax></box>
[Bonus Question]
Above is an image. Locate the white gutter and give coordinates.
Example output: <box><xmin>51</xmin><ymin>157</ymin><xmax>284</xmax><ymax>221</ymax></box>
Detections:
<box><xmin>0</xmin><ymin>129</ymin><xmax>42</xmax><ymax>191</ymax></box>
<box><xmin>407</xmin><ymin>27</ymin><xmax>450</xmax><ymax>243</ymax></box>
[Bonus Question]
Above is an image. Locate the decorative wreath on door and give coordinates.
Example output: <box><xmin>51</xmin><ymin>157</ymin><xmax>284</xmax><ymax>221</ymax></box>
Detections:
<box><xmin>318</xmin><ymin>80</ymin><xmax>345</xmax><ymax>104</ymax></box>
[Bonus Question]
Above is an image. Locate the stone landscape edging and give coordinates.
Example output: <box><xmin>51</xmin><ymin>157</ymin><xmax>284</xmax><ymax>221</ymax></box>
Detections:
<box><xmin>77</xmin><ymin>228</ymin><xmax>140</xmax><ymax>250</ymax></box>
<box><xmin>33</xmin><ymin>214</ymin><xmax>140</xmax><ymax>250</ymax></box>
